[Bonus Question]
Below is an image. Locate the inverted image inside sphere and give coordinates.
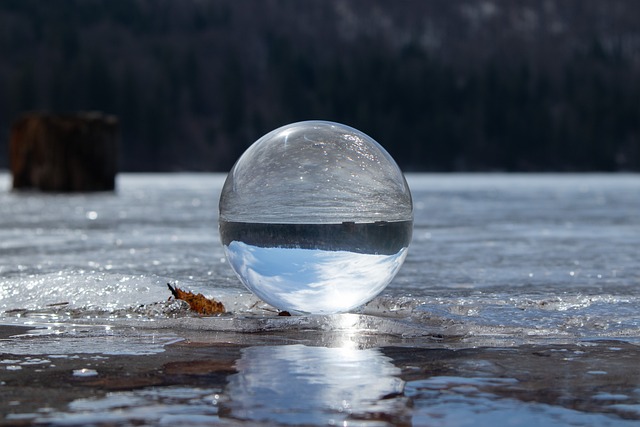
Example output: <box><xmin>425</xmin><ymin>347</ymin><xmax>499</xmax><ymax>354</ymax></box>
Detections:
<box><xmin>219</xmin><ymin>121</ymin><xmax>413</xmax><ymax>224</ymax></box>
<box><xmin>218</xmin><ymin>121</ymin><xmax>413</xmax><ymax>314</ymax></box>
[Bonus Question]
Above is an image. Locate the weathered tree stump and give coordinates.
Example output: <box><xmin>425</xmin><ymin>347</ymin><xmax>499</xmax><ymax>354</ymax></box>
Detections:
<box><xmin>10</xmin><ymin>112</ymin><xmax>118</xmax><ymax>192</ymax></box>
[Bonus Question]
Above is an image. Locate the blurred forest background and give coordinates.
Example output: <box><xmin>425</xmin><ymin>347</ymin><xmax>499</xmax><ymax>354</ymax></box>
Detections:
<box><xmin>1</xmin><ymin>0</ymin><xmax>639</xmax><ymax>172</ymax></box>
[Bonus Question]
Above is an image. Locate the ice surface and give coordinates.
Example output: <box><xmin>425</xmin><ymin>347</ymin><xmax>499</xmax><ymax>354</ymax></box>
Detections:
<box><xmin>407</xmin><ymin>379</ymin><xmax>640</xmax><ymax>427</ymax></box>
<box><xmin>0</xmin><ymin>272</ymin><xmax>168</xmax><ymax>312</ymax></box>
<box><xmin>0</xmin><ymin>173</ymin><xmax>639</xmax><ymax>344</ymax></box>
<box><xmin>0</xmin><ymin>324</ymin><xmax>183</xmax><ymax>355</ymax></box>
<box><xmin>33</xmin><ymin>387</ymin><xmax>223</xmax><ymax>426</ymax></box>
<box><xmin>10</xmin><ymin>341</ymin><xmax>640</xmax><ymax>426</ymax></box>
<box><xmin>2</xmin><ymin>168</ymin><xmax>640</xmax><ymax>427</ymax></box>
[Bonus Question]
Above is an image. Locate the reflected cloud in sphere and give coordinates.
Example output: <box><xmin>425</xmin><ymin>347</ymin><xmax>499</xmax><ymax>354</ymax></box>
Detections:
<box><xmin>225</xmin><ymin>242</ymin><xmax>408</xmax><ymax>314</ymax></box>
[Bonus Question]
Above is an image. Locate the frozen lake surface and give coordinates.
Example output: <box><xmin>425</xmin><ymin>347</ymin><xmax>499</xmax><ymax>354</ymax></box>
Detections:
<box><xmin>1</xmin><ymin>172</ymin><xmax>640</xmax><ymax>425</ymax></box>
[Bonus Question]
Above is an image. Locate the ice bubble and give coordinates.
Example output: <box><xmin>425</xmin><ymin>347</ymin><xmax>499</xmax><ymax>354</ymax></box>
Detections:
<box><xmin>219</xmin><ymin>121</ymin><xmax>413</xmax><ymax>314</ymax></box>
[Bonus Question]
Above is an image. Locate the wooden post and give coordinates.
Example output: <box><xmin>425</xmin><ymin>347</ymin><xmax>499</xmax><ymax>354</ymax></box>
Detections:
<box><xmin>10</xmin><ymin>112</ymin><xmax>118</xmax><ymax>192</ymax></box>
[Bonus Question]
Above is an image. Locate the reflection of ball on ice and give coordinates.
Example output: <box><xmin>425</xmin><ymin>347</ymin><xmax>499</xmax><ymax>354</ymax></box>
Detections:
<box><xmin>219</xmin><ymin>121</ymin><xmax>413</xmax><ymax>314</ymax></box>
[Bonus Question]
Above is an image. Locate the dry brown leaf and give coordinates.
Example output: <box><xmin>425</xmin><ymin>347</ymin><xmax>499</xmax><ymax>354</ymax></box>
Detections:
<box><xmin>167</xmin><ymin>283</ymin><xmax>225</xmax><ymax>315</ymax></box>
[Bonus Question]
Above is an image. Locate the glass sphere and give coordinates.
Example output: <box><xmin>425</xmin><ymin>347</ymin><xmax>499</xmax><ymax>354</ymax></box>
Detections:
<box><xmin>219</xmin><ymin>121</ymin><xmax>412</xmax><ymax>314</ymax></box>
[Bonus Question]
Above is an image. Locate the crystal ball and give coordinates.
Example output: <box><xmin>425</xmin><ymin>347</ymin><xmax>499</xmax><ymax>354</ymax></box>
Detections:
<box><xmin>219</xmin><ymin>121</ymin><xmax>413</xmax><ymax>314</ymax></box>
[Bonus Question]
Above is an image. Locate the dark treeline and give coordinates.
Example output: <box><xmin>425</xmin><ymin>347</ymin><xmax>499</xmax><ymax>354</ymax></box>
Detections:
<box><xmin>1</xmin><ymin>0</ymin><xmax>639</xmax><ymax>172</ymax></box>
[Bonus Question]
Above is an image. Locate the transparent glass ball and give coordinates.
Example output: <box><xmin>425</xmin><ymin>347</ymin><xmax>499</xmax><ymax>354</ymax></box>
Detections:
<box><xmin>219</xmin><ymin>121</ymin><xmax>413</xmax><ymax>314</ymax></box>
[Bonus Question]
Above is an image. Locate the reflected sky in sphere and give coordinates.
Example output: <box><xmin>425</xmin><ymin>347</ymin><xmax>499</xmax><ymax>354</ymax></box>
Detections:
<box><xmin>224</xmin><ymin>241</ymin><xmax>408</xmax><ymax>314</ymax></box>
